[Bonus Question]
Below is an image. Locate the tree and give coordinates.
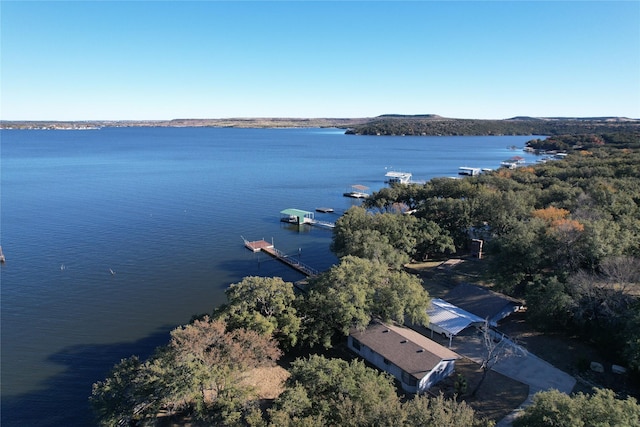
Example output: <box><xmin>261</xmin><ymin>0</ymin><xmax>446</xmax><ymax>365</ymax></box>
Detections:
<box><xmin>268</xmin><ymin>355</ymin><xmax>488</xmax><ymax>427</ymax></box>
<box><xmin>332</xmin><ymin>206</ymin><xmax>416</xmax><ymax>266</ymax></box>
<box><xmin>513</xmin><ymin>388</ymin><xmax>640</xmax><ymax>427</ymax></box>
<box><xmin>269</xmin><ymin>355</ymin><xmax>403</xmax><ymax>427</ymax></box>
<box><xmin>332</xmin><ymin>205</ymin><xmax>455</xmax><ymax>265</ymax></box>
<box><xmin>487</xmin><ymin>217</ymin><xmax>551</xmax><ymax>292</ymax></box>
<box><xmin>90</xmin><ymin>356</ymin><xmax>150</xmax><ymax>427</ymax></box>
<box><xmin>524</xmin><ymin>276</ymin><xmax>573</xmax><ymax>331</ymax></box>
<box><xmin>299</xmin><ymin>256</ymin><xmax>430</xmax><ymax>348</ymax></box>
<box><xmin>471</xmin><ymin>320</ymin><xmax>524</xmax><ymax>397</ymax></box>
<box><xmin>413</xmin><ymin>218</ymin><xmax>455</xmax><ymax>260</ymax></box>
<box><xmin>219</xmin><ymin>276</ymin><xmax>301</xmax><ymax>349</ymax></box>
<box><xmin>90</xmin><ymin>318</ymin><xmax>281</xmax><ymax>425</ymax></box>
<box><xmin>337</xmin><ymin>228</ymin><xmax>409</xmax><ymax>268</ymax></box>
<box><xmin>403</xmin><ymin>393</ymin><xmax>492</xmax><ymax>427</ymax></box>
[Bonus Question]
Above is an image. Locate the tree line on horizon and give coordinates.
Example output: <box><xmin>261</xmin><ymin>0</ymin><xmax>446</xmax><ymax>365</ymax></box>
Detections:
<box><xmin>345</xmin><ymin>117</ymin><xmax>640</xmax><ymax>136</ymax></box>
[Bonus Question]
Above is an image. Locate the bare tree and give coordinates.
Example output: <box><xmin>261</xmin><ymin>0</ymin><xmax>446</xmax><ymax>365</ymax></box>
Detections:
<box><xmin>471</xmin><ymin>320</ymin><xmax>524</xmax><ymax>397</ymax></box>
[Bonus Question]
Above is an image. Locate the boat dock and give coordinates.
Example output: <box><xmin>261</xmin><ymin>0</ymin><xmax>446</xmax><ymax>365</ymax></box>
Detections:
<box><xmin>385</xmin><ymin>171</ymin><xmax>412</xmax><ymax>184</ymax></box>
<box><xmin>243</xmin><ymin>237</ymin><xmax>319</xmax><ymax>277</ymax></box>
<box><xmin>280</xmin><ymin>208</ymin><xmax>335</xmax><ymax>229</ymax></box>
<box><xmin>343</xmin><ymin>184</ymin><xmax>370</xmax><ymax>198</ymax></box>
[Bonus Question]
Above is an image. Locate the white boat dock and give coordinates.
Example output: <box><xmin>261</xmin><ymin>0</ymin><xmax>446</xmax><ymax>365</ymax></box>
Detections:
<box><xmin>385</xmin><ymin>171</ymin><xmax>412</xmax><ymax>184</ymax></box>
<box><xmin>458</xmin><ymin>167</ymin><xmax>481</xmax><ymax>176</ymax></box>
<box><xmin>343</xmin><ymin>184</ymin><xmax>370</xmax><ymax>198</ymax></box>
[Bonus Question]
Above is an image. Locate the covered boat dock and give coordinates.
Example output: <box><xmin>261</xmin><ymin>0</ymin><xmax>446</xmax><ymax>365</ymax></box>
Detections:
<box><xmin>280</xmin><ymin>208</ymin><xmax>315</xmax><ymax>225</ymax></box>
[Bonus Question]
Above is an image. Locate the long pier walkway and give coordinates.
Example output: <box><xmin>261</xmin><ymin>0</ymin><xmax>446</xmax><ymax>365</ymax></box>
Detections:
<box><xmin>243</xmin><ymin>238</ymin><xmax>319</xmax><ymax>277</ymax></box>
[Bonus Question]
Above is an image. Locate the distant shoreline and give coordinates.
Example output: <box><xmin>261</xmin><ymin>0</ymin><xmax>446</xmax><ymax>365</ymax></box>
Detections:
<box><xmin>0</xmin><ymin>117</ymin><xmax>372</xmax><ymax>130</ymax></box>
<box><xmin>2</xmin><ymin>115</ymin><xmax>638</xmax><ymax>135</ymax></box>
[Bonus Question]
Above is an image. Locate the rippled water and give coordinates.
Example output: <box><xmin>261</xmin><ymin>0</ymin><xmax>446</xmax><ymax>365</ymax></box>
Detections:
<box><xmin>0</xmin><ymin>127</ymin><xmax>540</xmax><ymax>425</ymax></box>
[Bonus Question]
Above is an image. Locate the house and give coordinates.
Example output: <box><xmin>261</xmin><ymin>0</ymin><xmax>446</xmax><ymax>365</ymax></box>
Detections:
<box><xmin>348</xmin><ymin>321</ymin><xmax>459</xmax><ymax>393</ymax></box>
<box><xmin>444</xmin><ymin>283</ymin><xmax>524</xmax><ymax>327</ymax></box>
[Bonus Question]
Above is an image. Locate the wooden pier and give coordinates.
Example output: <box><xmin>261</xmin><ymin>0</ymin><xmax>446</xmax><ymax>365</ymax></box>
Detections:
<box><xmin>243</xmin><ymin>238</ymin><xmax>319</xmax><ymax>277</ymax></box>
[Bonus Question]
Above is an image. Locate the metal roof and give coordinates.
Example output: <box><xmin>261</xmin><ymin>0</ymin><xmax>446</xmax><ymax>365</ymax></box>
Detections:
<box><xmin>280</xmin><ymin>208</ymin><xmax>313</xmax><ymax>217</ymax></box>
<box><xmin>444</xmin><ymin>283</ymin><xmax>524</xmax><ymax>325</ymax></box>
<box><xmin>427</xmin><ymin>298</ymin><xmax>485</xmax><ymax>337</ymax></box>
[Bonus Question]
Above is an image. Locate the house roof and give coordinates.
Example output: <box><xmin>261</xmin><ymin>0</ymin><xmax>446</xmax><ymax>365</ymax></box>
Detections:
<box><xmin>350</xmin><ymin>322</ymin><xmax>458</xmax><ymax>380</ymax></box>
<box><xmin>280</xmin><ymin>208</ymin><xmax>313</xmax><ymax>217</ymax></box>
<box><xmin>427</xmin><ymin>298</ymin><xmax>485</xmax><ymax>337</ymax></box>
<box><xmin>444</xmin><ymin>283</ymin><xmax>523</xmax><ymax>323</ymax></box>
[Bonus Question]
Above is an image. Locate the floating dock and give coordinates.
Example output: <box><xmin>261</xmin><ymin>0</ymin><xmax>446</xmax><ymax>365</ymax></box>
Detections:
<box><xmin>315</xmin><ymin>207</ymin><xmax>334</xmax><ymax>213</ymax></box>
<box><xmin>243</xmin><ymin>237</ymin><xmax>319</xmax><ymax>277</ymax></box>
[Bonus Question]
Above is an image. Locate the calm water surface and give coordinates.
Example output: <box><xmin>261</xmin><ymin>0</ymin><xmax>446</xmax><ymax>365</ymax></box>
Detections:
<box><xmin>0</xmin><ymin>127</ymin><xmax>540</xmax><ymax>425</ymax></box>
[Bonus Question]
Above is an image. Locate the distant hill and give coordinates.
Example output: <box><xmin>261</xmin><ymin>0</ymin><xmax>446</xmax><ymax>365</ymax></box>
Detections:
<box><xmin>506</xmin><ymin>116</ymin><xmax>638</xmax><ymax>122</ymax></box>
<box><xmin>345</xmin><ymin>116</ymin><xmax>640</xmax><ymax>136</ymax></box>
<box><xmin>0</xmin><ymin>117</ymin><xmax>372</xmax><ymax>130</ymax></box>
<box><xmin>376</xmin><ymin>114</ymin><xmax>447</xmax><ymax>120</ymax></box>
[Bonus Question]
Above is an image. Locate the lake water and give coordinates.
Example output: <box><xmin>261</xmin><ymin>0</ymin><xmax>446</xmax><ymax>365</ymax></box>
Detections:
<box><xmin>0</xmin><ymin>127</ymin><xmax>540</xmax><ymax>426</ymax></box>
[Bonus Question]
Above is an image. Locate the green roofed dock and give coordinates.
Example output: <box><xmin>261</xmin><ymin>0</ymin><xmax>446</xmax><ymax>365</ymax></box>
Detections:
<box><xmin>280</xmin><ymin>208</ymin><xmax>334</xmax><ymax>229</ymax></box>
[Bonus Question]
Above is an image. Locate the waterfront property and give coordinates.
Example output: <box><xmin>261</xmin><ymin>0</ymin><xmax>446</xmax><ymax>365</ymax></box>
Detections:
<box><xmin>1</xmin><ymin>127</ymin><xmax>542</xmax><ymax>425</ymax></box>
<box><xmin>348</xmin><ymin>321</ymin><xmax>459</xmax><ymax>393</ymax></box>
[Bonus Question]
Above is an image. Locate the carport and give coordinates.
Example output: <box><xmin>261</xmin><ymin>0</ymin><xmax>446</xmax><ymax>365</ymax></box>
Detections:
<box><xmin>426</xmin><ymin>298</ymin><xmax>485</xmax><ymax>347</ymax></box>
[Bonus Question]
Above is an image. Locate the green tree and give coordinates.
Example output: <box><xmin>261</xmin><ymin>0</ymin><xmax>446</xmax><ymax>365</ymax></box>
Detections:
<box><xmin>413</xmin><ymin>218</ymin><xmax>456</xmax><ymax>260</ymax></box>
<box><xmin>219</xmin><ymin>276</ymin><xmax>301</xmax><ymax>349</ymax></box>
<box><xmin>269</xmin><ymin>356</ymin><xmax>402</xmax><ymax>426</ymax></box>
<box><xmin>524</xmin><ymin>276</ymin><xmax>573</xmax><ymax>330</ymax></box>
<box><xmin>89</xmin><ymin>356</ymin><xmax>151</xmax><ymax>427</ymax></box>
<box><xmin>513</xmin><ymin>388</ymin><xmax>640</xmax><ymax>427</ymax></box>
<box><xmin>299</xmin><ymin>256</ymin><xmax>430</xmax><ymax>347</ymax></box>
<box><xmin>403</xmin><ymin>393</ymin><xmax>492</xmax><ymax>427</ymax></box>
<box><xmin>487</xmin><ymin>217</ymin><xmax>550</xmax><ymax>292</ymax></box>
<box><xmin>332</xmin><ymin>206</ymin><xmax>454</xmax><ymax>265</ymax></box>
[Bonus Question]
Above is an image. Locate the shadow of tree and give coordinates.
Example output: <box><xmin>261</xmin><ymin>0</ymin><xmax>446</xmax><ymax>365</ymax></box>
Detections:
<box><xmin>2</xmin><ymin>326</ymin><xmax>174</xmax><ymax>427</ymax></box>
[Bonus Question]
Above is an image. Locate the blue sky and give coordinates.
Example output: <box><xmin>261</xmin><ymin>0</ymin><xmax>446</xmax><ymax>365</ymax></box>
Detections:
<box><xmin>1</xmin><ymin>1</ymin><xmax>639</xmax><ymax>120</ymax></box>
